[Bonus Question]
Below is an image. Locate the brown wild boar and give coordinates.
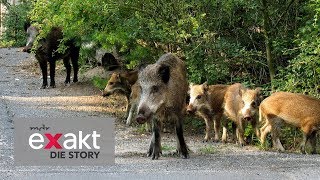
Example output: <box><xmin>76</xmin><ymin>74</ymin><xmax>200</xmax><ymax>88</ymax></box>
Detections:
<box><xmin>102</xmin><ymin>70</ymin><xmax>139</xmax><ymax>125</ymax></box>
<box><xmin>223</xmin><ymin>83</ymin><xmax>261</xmax><ymax>146</ymax></box>
<box><xmin>135</xmin><ymin>53</ymin><xmax>189</xmax><ymax>160</ymax></box>
<box><xmin>187</xmin><ymin>82</ymin><xmax>229</xmax><ymax>142</ymax></box>
<box><xmin>259</xmin><ymin>92</ymin><xmax>320</xmax><ymax>154</ymax></box>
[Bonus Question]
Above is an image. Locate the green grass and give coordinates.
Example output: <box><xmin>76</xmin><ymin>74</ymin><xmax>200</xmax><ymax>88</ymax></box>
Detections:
<box><xmin>92</xmin><ymin>76</ymin><xmax>108</xmax><ymax>90</ymax></box>
<box><xmin>199</xmin><ymin>145</ymin><xmax>217</xmax><ymax>154</ymax></box>
<box><xmin>162</xmin><ymin>144</ymin><xmax>176</xmax><ymax>152</ymax></box>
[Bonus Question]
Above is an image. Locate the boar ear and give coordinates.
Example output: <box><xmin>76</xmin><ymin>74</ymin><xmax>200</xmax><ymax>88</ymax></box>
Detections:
<box><xmin>202</xmin><ymin>82</ymin><xmax>209</xmax><ymax>92</ymax></box>
<box><xmin>189</xmin><ymin>82</ymin><xmax>194</xmax><ymax>89</ymax></box>
<box><xmin>239</xmin><ymin>88</ymin><xmax>245</xmax><ymax>97</ymax></box>
<box><xmin>158</xmin><ymin>64</ymin><xmax>170</xmax><ymax>84</ymax></box>
<box><xmin>255</xmin><ymin>87</ymin><xmax>262</xmax><ymax>95</ymax></box>
<box><xmin>255</xmin><ymin>87</ymin><xmax>263</xmax><ymax>106</ymax></box>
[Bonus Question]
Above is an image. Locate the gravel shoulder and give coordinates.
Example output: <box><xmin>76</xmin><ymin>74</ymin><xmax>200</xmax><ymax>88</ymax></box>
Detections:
<box><xmin>0</xmin><ymin>48</ymin><xmax>320</xmax><ymax>179</ymax></box>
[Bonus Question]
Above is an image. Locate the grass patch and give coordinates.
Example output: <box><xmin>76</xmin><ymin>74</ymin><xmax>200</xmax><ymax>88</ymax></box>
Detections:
<box><xmin>134</xmin><ymin>123</ymin><xmax>151</xmax><ymax>134</ymax></box>
<box><xmin>92</xmin><ymin>76</ymin><xmax>108</xmax><ymax>90</ymax></box>
<box><xmin>0</xmin><ymin>40</ymin><xmax>14</xmax><ymax>48</ymax></box>
<box><xmin>162</xmin><ymin>144</ymin><xmax>176</xmax><ymax>152</ymax></box>
<box><xmin>199</xmin><ymin>145</ymin><xmax>217</xmax><ymax>154</ymax></box>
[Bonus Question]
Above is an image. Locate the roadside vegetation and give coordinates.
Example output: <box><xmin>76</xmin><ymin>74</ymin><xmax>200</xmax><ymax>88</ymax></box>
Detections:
<box><xmin>1</xmin><ymin>0</ymin><xmax>319</xmax><ymax>152</ymax></box>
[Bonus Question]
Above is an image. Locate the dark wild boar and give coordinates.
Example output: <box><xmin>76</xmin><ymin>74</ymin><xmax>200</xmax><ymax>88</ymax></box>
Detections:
<box><xmin>259</xmin><ymin>92</ymin><xmax>320</xmax><ymax>154</ymax></box>
<box><xmin>102</xmin><ymin>70</ymin><xmax>139</xmax><ymax>125</ymax></box>
<box><xmin>223</xmin><ymin>83</ymin><xmax>261</xmax><ymax>146</ymax></box>
<box><xmin>23</xmin><ymin>25</ymin><xmax>80</xmax><ymax>89</ymax></box>
<box><xmin>187</xmin><ymin>82</ymin><xmax>229</xmax><ymax>142</ymax></box>
<box><xmin>136</xmin><ymin>53</ymin><xmax>189</xmax><ymax>160</ymax></box>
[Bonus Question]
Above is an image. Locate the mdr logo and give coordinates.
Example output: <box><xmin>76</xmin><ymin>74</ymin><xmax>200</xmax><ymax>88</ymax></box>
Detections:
<box><xmin>14</xmin><ymin>117</ymin><xmax>114</xmax><ymax>166</ymax></box>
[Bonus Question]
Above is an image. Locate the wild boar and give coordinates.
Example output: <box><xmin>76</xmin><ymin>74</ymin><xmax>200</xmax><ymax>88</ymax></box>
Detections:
<box><xmin>187</xmin><ymin>82</ymin><xmax>229</xmax><ymax>142</ymax></box>
<box><xmin>135</xmin><ymin>53</ymin><xmax>189</xmax><ymax>160</ymax></box>
<box><xmin>23</xmin><ymin>25</ymin><xmax>80</xmax><ymax>89</ymax></box>
<box><xmin>223</xmin><ymin>83</ymin><xmax>261</xmax><ymax>146</ymax></box>
<box><xmin>102</xmin><ymin>70</ymin><xmax>139</xmax><ymax>125</ymax></box>
<box><xmin>259</xmin><ymin>92</ymin><xmax>320</xmax><ymax>154</ymax></box>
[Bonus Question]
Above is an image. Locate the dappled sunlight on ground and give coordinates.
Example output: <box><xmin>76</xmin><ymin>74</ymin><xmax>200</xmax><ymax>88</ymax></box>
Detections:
<box><xmin>3</xmin><ymin>94</ymin><xmax>127</xmax><ymax>118</ymax></box>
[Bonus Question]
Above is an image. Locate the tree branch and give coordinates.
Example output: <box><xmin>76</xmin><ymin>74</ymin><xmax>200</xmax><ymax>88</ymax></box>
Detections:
<box><xmin>273</xmin><ymin>0</ymin><xmax>295</xmax><ymax>28</ymax></box>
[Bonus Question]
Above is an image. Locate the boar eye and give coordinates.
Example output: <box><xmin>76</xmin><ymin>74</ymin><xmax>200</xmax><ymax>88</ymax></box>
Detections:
<box><xmin>251</xmin><ymin>101</ymin><xmax>256</xmax><ymax>108</ymax></box>
<box><xmin>151</xmin><ymin>86</ymin><xmax>159</xmax><ymax>93</ymax></box>
<box><xmin>196</xmin><ymin>95</ymin><xmax>202</xmax><ymax>99</ymax></box>
<box><xmin>109</xmin><ymin>82</ymin><xmax>114</xmax><ymax>85</ymax></box>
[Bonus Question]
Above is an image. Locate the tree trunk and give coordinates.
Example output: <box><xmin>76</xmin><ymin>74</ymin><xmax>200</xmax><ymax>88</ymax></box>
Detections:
<box><xmin>261</xmin><ymin>0</ymin><xmax>275</xmax><ymax>90</ymax></box>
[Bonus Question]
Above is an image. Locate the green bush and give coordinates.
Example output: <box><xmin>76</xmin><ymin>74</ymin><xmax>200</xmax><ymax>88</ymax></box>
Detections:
<box><xmin>2</xmin><ymin>2</ymin><xmax>32</xmax><ymax>47</ymax></box>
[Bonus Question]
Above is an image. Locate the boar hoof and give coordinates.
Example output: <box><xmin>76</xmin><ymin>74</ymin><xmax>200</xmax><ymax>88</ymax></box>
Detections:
<box><xmin>64</xmin><ymin>82</ymin><xmax>71</xmax><ymax>87</ymax></box>
<box><xmin>176</xmin><ymin>149</ymin><xmax>189</xmax><ymax>159</ymax></box>
<box><xmin>50</xmin><ymin>82</ymin><xmax>56</xmax><ymax>88</ymax></box>
<box><xmin>238</xmin><ymin>142</ymin><xmax>245</xmax><ymax>147</ymax></box>
<box><xmin>73</xmin><ymin>78</ymin><xmax>78</xmax><ymax>83</ymax></box>
<box><xmin>299</xmin><ymin>148</ymin><xmax>306</xmax><ymax>154</ymax></box>
<box><xmin>40</xmin><ymin>85</ymin><xmax>47</xmax><ymax>89</ymax></box>
<box><xmin>179</xmin><ymin>151</ymin><xmax>189</xmax><ymax>159</ymax></box>
<box><xmin>213</xmin><ymin>139</ymin><xmax>220</xmax><ymax>143</ymax></box>
<box><xmin>148</xmin><ymin>150</ymin><xmax>161</xmax><ymax>160</ymax></box>
<box><xmin>147</xmin><ymin>144</ymin><xmax>161</xmax><ymax>160</ymax></box>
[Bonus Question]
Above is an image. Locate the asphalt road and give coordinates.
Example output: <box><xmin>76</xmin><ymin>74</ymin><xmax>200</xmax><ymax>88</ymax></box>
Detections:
<box><xmin>0</xmin><ymin>48</ymin><xmax>320</xmax><ymax>180</ymax></box>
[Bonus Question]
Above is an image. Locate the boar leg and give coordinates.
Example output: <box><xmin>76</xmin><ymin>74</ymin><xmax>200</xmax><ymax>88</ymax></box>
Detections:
<box><xmin>125</xmin><ymin>95</ymin><xmax>131</xmax><ymax>121</ymax></box>
<box><xmin>49</xmin><ymin>60</ymin><xmax>56</xmax><ymax>88</ymax></box>
<box><xmin>300</xmin><ymin>133</ymin><xmax>308</xmax><ymax>154</ymax></box>
<box><xmin>213</xmin><ymin>113</ymin><xmax>222</xmax><ymax>142</ymax></box>
<box><xmin>300</xmin><ymin>130</ymin><xmax>317</xmax><ymax>154</ymax></box>
<box><xmin>175</xmin><ymin>114</ymin><xmax>189</xmax><ymax>159</ymax></box>
<box><xmin>126</xmin><ymin>102</ymin><xmax>137</xmax><ymax>125</ymax></box>
<box><xmin>231</xmin><ymin>122</ymin><xmax>237</xmax><ymax>142</ymax></box>
<box><xmin>147</xmin><ymin>118</ymin><xmax>162</xmax><ymax>160</ymax></box>
<box><xmin>236</xmin><ymin>120</ymin><xmax>246</xmax><ymax>146</ymax></box>
<box><xmin>70</xmin><ymin>47</ymin><xmax>79</xmax><ymax>83</ymax></box>
<box><xmin>203</xmin><ymin>115</ymin><xmax>212</xmax><ymax>142</ymax></box>
<box><xmin>221</xmin><ymin>119</ymin><xmax>228</xmax><ymax>143</ymax></box>
<box><xmin>271</xmin><ymin>122</ymin><xmax>285</xmax><ymax>152</ymax></box>
<box><xmin>38</xmin><ymin>59</ymin><xmax>48</xmax><ymax>89</ymax></box>
<box><xmin>260</xmin><ymin>123</ymin><xmax>271</xmax><ymax>147</ymax></box>
<box><xmin>251</xmin><ymin>118</ymin><xmax>260</xmax><ymax>140</ymax></box>
<box><xmin>63</xmin><ymin>57</ymin><xmax>71</xmax><ymax>85</ymax></box>
<box><xmin>309</xmin><ymin>131</ymin><xmax>317</xmax><ymax>154</ymax></box>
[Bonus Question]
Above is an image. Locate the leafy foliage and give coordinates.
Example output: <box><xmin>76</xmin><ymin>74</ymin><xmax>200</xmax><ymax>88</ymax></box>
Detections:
<box><xmin>1</xmin><ymin>1</ymin><xmax>32</xmax><ymax>47</ymax></box>
<box><xmin>275</xmin><ymin>0</ymin><xmax>320</xmax><ymax>98</ymax></box>
<box><xmin>2</xmin><ymin>0</ymin><xmax>320</xmax><ymax>150</ymax></box>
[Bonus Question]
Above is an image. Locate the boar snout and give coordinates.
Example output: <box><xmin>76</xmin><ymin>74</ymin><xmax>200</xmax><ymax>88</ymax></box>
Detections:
<box><xmin>136</xmin><ymin>114</ymin><xmax>147</xmax><ymax>124</ymax></box>
<box><xmin>102</xmin><ymin>90</ymin><xmax>111</xmax><ymax>97</ymax></box>
<box><xmin>136</xmin><ymin>106</ymin><xmax>152</xmax><ymax>124</ymax></box>
<box><xmin>102</xmin><ymin>88</ymin><xmax>113</xmax><ymax>97</ymax></box>
<box><xmin>243</xmin><ymin>110</ymin><xmax>253</xmax><ymax>121</ymax></box>
<box><xmin>186</xmin><ymin>104</ymin><xmax>195</xmax><ymax>114</ymax></box>
<box><xmin>243</xmin><ymin>116</ymin><xmax>252</xmax><ymax>121</ymax></box>
<box><xmin>22</xmin><ymin>47</ymin><xmax>31</xmax><ymax>53</ymax></box>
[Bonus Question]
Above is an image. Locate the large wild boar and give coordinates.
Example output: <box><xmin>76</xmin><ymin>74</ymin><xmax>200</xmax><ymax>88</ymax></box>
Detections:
<box><xmin>223</xmin><ymin>83</ymin><xmax>261</xmax><ymax>146</ymax></box>
<box><xmin>259</xmin><ymin>92</ymin><xmax>320</xmax><ymax>154</ymax></box>
<box><xmin>135</xmin><ymin>53</ymin><xmax>189</xmax><ymax>160</ymax></box>
<box><xmin>102</xmin><ymin>70</ymin><xmax>139</xmax><ymax>125</ymax></box>
<box><xmin>187</xmin><ymin>82</ymin><xmax>229</xmax><ymax>142</ymax></box>
<box><xmin>23</xmin><ymin>25</ymin><xmax>80</xmax><ymax>89</ymax></box>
